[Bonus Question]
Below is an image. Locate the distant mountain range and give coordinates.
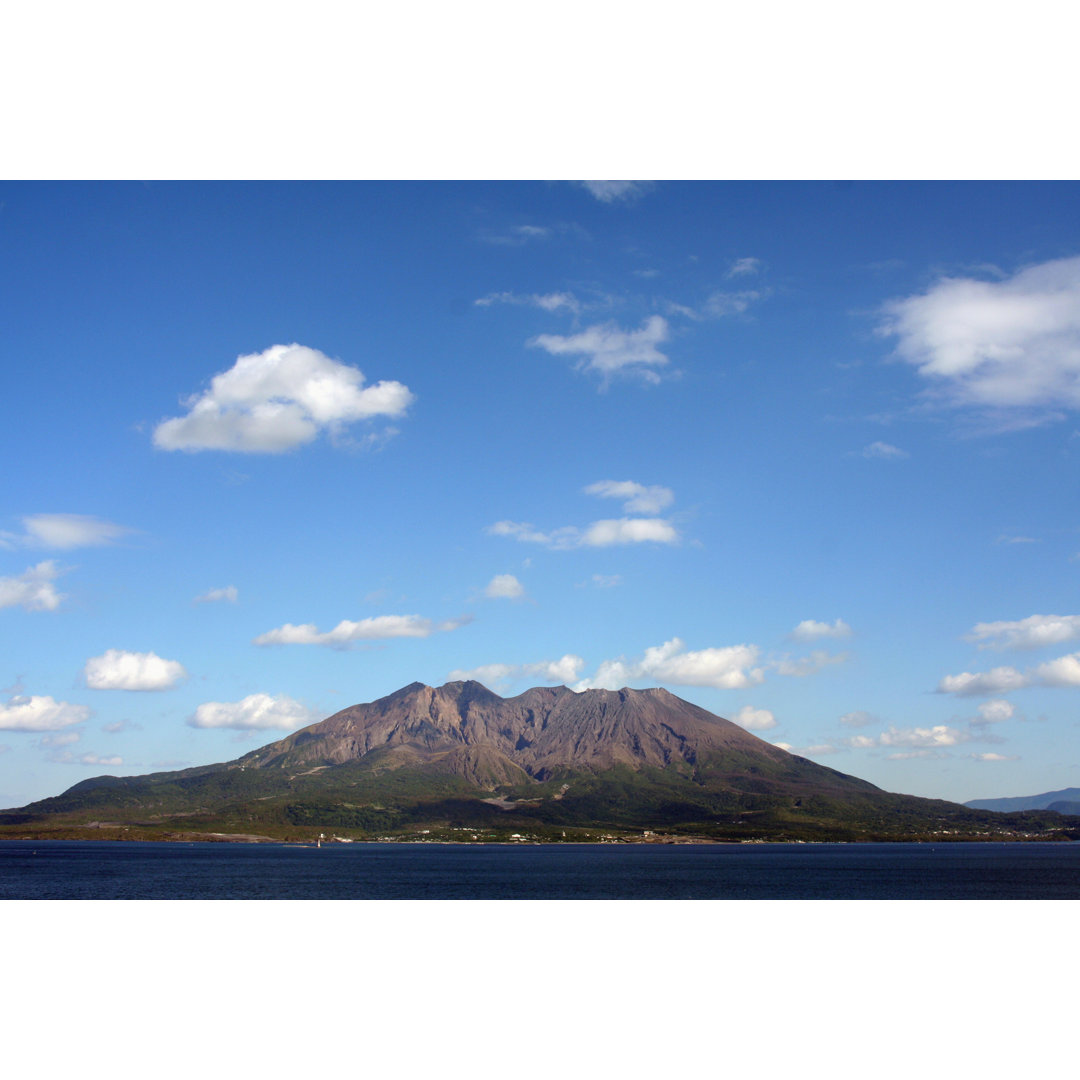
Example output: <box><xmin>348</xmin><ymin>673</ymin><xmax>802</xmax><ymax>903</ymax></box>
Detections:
<box><xmin>965</xmin><ymin>787</ymin><xmax>1080</xmax><ymax>814</ymax></box>
<box><xmin>4</xmin><ymin>681</ymin><xmax>1079</xmax><ymax>843</ymax></box>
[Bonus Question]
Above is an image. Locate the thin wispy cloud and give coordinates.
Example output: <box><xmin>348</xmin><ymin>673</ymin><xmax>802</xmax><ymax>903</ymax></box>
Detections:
<box><xmin>1</xmin><ymin>514</ymin><xmax>132</xmax><ymax>550</ymax></box>
<box><xmin>663</xmin><ymin>290</ymin><xmax>767</xmax><ymax>321</ymax></box>
<box><xmin>576</xmin><ymin>181</ymin><xmax>653</xmax><ymax>203</ymax></box>
<box><xmin>254</xmin><ymin>614</ymin><xmax>471</xmax><ymax>647</ymax></box>
<box><xmin>490</xmin><ymin>518</ymin><xmax>678</xmax><ymax>549</ymax></box>
<box><xmin>861</xmin><ymin>441</ymin><xmax>909</xmax><ymax>460</ymax></box>
<box><xmin>838</xmin><ymin>710</ymin><xmax>877</xmax><ymax>728</ymax></box>
<box><xmin>478</xmin><ymin>224</ymin><xmax>552</xmax><ymax>245</ymax></box>
<box><xmin>448</xmin><ymin>655</ymin><xmax>585</xmax><ymax>688</ymax></box>
<box><xmin>47</xmin><ymin>749</ymin><xmax>124</xmax><ymax>766</ymax></box>
<box><xmin>475</xmin><ymin>291</ymin><xmax>581</xmax><ymax>314</ymax></box>
<box><xmin>727</xmin><ymin>257</ymin><xmax>763</xmax><ymax>278</ymax></box>
<box><xmin>772</xmin><ymin>650</ymin><xmax>849</xmax><ymax>677</ymax></box>
<box><xmin>154</xmin><ymin>343</ymin><xmax>414</xmax><ymax>453</ymax></box>
<box><xmin>584</xmin><ymin>574</ymin><xmax>623</xmax><ymax>589</ymax></box>
<box><xmin>529</xmin><ymin>316</ymin><xmax>671</xmax><ymax>386</ymax></box>
<box><xmin>194</xmin><ymin>585</ymin><xmax>238</xmax><ymax>604</ymax></box>
<box><xmin>790</xmin><ymin>618</ymin><xmax>852</xmax><ymax>641</ymax></box>
<box><xmin>704</xmin><ymin>290</ymin><xmax>765</xmax><ymax>317</ymax></box>
<box><xmin>490</xmin><ymin>480</ymin><xmax>680</xmax><ymax>550</ymax></box>
<box><xmin>583</xmin><ymin>480</ymin><xmax>674</xmax><ymax>515</ymax></box>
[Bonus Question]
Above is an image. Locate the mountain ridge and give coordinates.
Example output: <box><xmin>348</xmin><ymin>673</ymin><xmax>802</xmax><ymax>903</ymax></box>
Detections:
<box><xmin>965</xmin><ymin>786</ymin><xmax>1080</xmax><ymax>813</ymax></box>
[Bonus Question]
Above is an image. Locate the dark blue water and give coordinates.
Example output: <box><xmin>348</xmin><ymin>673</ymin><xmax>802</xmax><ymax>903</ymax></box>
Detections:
<box><xmin>3</xmin><ymin>840</ymin><xmax>1079</xmax><ymax>898</ymax></box>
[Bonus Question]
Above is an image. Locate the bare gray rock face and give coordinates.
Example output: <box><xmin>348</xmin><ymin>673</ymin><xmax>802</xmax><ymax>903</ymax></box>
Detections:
<box><xmin>245</xmin><ymin>680</ymin><xmax>793</xmax><ymax>781</ymax></box>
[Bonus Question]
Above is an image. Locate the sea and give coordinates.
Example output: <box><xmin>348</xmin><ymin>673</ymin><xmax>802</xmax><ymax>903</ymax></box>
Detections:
<box><xmin>2</xmin><ymin>838</ymin><xmax>1079</xmax><ymax>898</ymax></box>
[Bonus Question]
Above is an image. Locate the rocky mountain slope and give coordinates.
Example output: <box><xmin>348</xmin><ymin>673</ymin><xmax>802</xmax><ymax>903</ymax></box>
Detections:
<box><xmin>244</xmin><ymin>680</ymin><xmax>812</xmax><ymax>780</ymax></box>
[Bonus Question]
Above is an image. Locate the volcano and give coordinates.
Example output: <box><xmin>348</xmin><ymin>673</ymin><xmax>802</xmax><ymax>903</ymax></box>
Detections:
<box><xmin>4</xmin><ymin>681</ymin><xmax>1075</xmax><ymax>842</ymax></box>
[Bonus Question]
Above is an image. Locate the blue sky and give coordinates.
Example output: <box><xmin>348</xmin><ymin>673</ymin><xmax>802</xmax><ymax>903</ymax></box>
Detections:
<box><xmin>3</xmin><ymin>180</ymin><xmax>1080</xmax><ymax>807</ymax></box>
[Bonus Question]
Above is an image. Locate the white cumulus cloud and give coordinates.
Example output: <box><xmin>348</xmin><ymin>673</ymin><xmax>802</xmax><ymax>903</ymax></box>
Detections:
<box><xmin>83</xmin><ymin>649</ymin><xmax>187</xmax><ymax>691</ymax></box>
<box><xmin>879</xmin><ymin>724</ymin><xmax>971</xmax><ymax>748</ymax></box>
<box><xmin>732</xmin><ymin>705</ymin><xmax>777</xmax><ymax>731</ymax></box>
<box><xmin>939</xmin><ymin>649</ymin><xmax>1080</xmax><ymax>695</ymax></box>
<box><xmin>965</xmin><ymin>614</ymin><xmax>1080</xmax><ymax>651</ymax></box>
<box><xmin>790</xmin><ymin>618</ymin><xmax>852</xmax><ymax>641</ymax></box>
<box><xmin>580</xmin><ymin>518</ymin><xmax>679</xmax><ymax>546</ymax></box>
<box><xmin>1032</xmin><ymin>651</ymin><xmax>1080</xmax><ymax>687</ymax></box>
<box><xmin>0</xmin><ymin>695</ymin><xmax>90</xmax><ymax>731</ymax></box>
<box><xmin>153</xmin><ymin>343</ymin><xmax>414</xmax><ymax>453</ymax></box>
<box><xmin>0</xmin><ymin>561</ymin><xmax>65</xmax><ymax>612</ymax></box>
<box><xmin>194</xmin><ymin>585</ymin><xmax>238</xmax><ymax>604</ymax></box>
<box><xmin>529</xmin><ymin>316</ymin><xmax>671</xmax><ymax>385</ymax></box>
<box><xmin>937</xmin><ymin>666</ymin><xmax>1029</xmax><ymax>696</ymax></box>
<box><xmin>971</xmin><ymin>752</ymin><xmax>1018</xmax><ymax>762</ymax></box>
<box><xmin>253</xmin><ymin>614</ymin><xmax>470</xmax><ymax>647</ymax></box>
<box><xmin>575</xmin><ymin>638</ymin><xmax>764</xmax><ymax>692</ymax></box>
<box><xmin>879</xmin><ymin>255</ymin><xmax>1080</xmax><ymax>418</ymax></box>
<box><xmin>188</xmin><ymin>693</ymin><xmax>317</xmax><ymax>731</ymax></box>
<box><xmin>972</xmin><ymin>699</ymin><xmax>1015</xmax><ymax>725</ymax></box>
<box><xmin>484</xmin><ymin>574</ymin><xmax>525</xmax><ymax>600</ymax></box>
